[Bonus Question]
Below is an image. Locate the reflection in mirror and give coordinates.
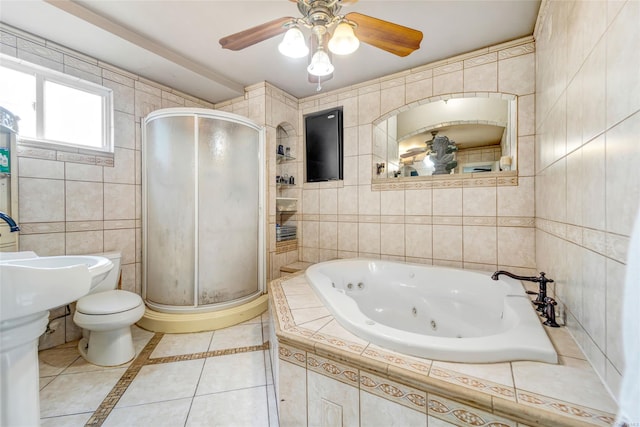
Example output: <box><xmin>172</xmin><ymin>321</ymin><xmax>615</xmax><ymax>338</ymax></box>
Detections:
<box><xmin>373</xmin><ymin>95</ymin><xmax>516</xmax><ymax>179</ymax></box>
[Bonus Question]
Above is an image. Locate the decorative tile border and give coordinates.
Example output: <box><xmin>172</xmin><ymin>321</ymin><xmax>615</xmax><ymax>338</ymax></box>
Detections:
<box><xmin>18</xmin><ymin>222</ymin><xmax>66</xmax><ymax>234</ymax></box>
<box><xmin>310</xmin><ymin>330</ymin><xmax>367</xmax><ymax>355</ymax></box>
<box><xmin>372</xmin><ymin>172</ymin><xmax>518</xmax><ymax>191</ymax></box>
<box><xmin>360</xmin><ymin>371</ymin><xmax>427</xmax><ymax>413</ymax></box>
<box><xmin>85</xmin><ymin>332</ymin><xmax>163</xmax><ymax>426</ymax></box>
<box><xmin>307</xmin><ymin>353</ymin><xmax>359</xmax><ymax>387</ymax></box>
<box><xmin>433</xmin><ymin>61</ymin><xmax>464</xmax><ymax>77</ymax></box>
<box><xmin>66</xmin><ymin>221</ymin><xmax>105</xmax><ymax>232</ymax></box>
<box><xmin>279</xmin><ymin>343</ymin><xmax>306</xmax><ymax>367</ymax></box>
<box><xmin>429</xmin><ymin>394</ymin><xmax>516</xmax><ymax>427</ymax></box>
<box><xmin>464</xmin><ymin>52</ymin><xmax>498</xmax><ymax>68</ymax></box>
<box><xmin>146</xmin><ymin>342</ymin><xmax>268</xmax><ymax>365</ymax></box>
<box><xmin>83</xmin><ymin>333</ymin><xmax>270</xmax><ymax>427</ymax></box>
<box><xmin>269</xmin><ymin>274</ymin><xmax>298</xmax><ymax>331</ymax></box>
<box><xmin>497</xmin><ymin>42</ymin><xmax>535</xmax><ymax>60</ymax></box>
<box><xmin>516</xmin><ymin>390</ymin><xmax>616</xmax><ymax>427</ymax></box>
<box><xmin>463</xmin><ymin>216</ymin><xmax>498</xmax><ymax>226</ymax></box>
<box><xmin>536</xmin><ymin>218</ymin><xmax>630</xmax><ymax>262</ymax></box>
<box><xmin>429</xmin><ymin>367</ymin><xmax>516</xmax><ymax>401</ymax></box>
<box><xmin>362</xmin><ymin>345</ymin><xmax>432</xmax><ymax>377</ymax></box>
<box><xmin>497</xmin><ymin>217</ymin><xmax>535</xmax><ymax>227</ymax></box>
<box><xmin>18</xmin><ymin>220</ymin><xmax>141</xmax><ymax>235</ymax></box>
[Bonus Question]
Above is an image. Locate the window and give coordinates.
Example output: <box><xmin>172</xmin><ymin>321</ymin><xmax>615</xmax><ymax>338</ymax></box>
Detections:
<box><xmin>0</xmin><ymin>55</ymin><xmax>113</xmax><ymax>152</ymax></box>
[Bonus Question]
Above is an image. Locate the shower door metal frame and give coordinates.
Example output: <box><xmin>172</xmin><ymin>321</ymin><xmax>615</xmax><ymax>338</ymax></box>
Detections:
<box><xmin>142</xmin><ymin>108</ymin><xmax>265</xmax><ymax>313</ymax></box>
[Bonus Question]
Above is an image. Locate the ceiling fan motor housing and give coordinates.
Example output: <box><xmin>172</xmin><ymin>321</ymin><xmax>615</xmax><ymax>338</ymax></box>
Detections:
<box><xmin>298</xmin><ymin>0</ymin><xmax>343</xmax><ymax>28</ymax></box>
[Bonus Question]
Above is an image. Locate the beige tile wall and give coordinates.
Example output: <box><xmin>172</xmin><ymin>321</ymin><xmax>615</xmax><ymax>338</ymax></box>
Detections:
<box><xmin>292</xmin><ymin>37</ymin><xmax>537</xmax><ymax>275</ymax></box>
<box><xmin>534</xmin><ymin>0</ymin><xmax>640</xmax><ymax>398</ymax></box>
<box><xmin>1</xmin><ymin>24</ymin><xmax>214</xmax><ymax>349</ymax></box>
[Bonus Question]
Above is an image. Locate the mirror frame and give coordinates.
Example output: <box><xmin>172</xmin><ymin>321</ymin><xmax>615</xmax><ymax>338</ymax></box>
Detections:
<box><xmin>371</xmin><ymin>93</ymin><xmax>518</xmax><ymax>188</ymax></box>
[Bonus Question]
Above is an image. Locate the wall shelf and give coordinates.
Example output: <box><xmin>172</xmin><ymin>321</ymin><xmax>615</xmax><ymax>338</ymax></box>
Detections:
<box><xmin>276</xmin><ymin>153</ymin><xmax>296</xmax><ymax>162</ymax></box>
<box><xmin>276</xmin><ymin>183</ymin><xmax>296</xmax><ymax>189</ymax></box>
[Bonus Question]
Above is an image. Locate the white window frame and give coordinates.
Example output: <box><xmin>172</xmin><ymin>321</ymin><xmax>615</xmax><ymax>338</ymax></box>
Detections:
<box><xmin>0</xmin><ymin>54</ymin><xmax>114</xmax><ymax>153</ymax></box>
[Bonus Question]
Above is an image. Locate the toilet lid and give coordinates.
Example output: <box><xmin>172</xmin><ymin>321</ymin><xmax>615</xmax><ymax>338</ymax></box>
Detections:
<box><xmin>77</xmin><ymin>290</ymin><xmax>143</xmax><ymax>315</ymax></box>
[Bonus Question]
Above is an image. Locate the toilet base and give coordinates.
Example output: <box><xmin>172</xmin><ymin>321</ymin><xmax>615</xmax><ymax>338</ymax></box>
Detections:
<box><xmin>78</xmin><ymin>326</ymin><xmax>136</xmax><ymax>367</ymax></box>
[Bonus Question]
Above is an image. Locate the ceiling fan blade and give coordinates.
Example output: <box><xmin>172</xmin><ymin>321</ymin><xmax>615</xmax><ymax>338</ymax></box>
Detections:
<box><xmin>219</xmin><ymin>17</ymin><xmax>295</xmax><ymax>51</ymax></box>
<box><xmin>345</xmin><ymin>12</ymin><xmax>423</xmax><ymax>57</ymax></box>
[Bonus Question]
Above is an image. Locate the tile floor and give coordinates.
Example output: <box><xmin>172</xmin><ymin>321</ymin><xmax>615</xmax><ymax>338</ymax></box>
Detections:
<box><xmin>38</xmin><ymin>313</ymin><xmax>279</xmax><ymax>427</ymax></box>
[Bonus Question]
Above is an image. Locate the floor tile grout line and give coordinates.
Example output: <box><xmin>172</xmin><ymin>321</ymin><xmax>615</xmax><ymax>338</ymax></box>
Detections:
<box><xmin>80</xmin><ymin>334</ymin><xmax>270</xmax><ymax>427</ymax></box>
<box><xmin>84</xmin><ymin>332</ymin><xmax>164</xmax><ymax>427</ymax></box>
<box><xmin>146</xmin><ymin>342</ymin><xmax>270</xmax><ymax>365</ymax></box>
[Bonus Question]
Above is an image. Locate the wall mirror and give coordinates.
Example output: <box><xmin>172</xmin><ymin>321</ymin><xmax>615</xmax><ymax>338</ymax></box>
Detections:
<box><xmin>372</xmin><ymin>95</ymin><xmax>517</xmax><ymax>180</ymax></box>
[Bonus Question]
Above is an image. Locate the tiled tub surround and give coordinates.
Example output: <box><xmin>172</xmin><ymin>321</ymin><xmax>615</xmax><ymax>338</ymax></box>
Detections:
<box><xmin>269</xmin><ymin>273</ymin><xmax>617</xmax><ymax>427</ymax></box>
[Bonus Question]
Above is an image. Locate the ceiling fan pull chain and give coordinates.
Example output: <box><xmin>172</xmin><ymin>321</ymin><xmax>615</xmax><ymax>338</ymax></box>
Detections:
<box><xmin>316</xmin><ymin>76</ymin><xmax>322</xmax><ymax>92</ymax></box>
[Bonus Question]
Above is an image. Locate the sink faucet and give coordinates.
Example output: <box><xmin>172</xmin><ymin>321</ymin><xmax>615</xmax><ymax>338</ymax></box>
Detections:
<box><xmin>0</xmin><ymin>211</ymin><xmax>20</xmax><ymax>232</ymax></box>
<box><xmin>491</xmin><ymin>270</ymin><xmax>554</xmax><ymax>311</ymax></box>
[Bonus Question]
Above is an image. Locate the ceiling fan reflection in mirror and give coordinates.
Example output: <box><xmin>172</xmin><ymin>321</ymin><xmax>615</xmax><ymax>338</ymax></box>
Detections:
<box><xmin>219</xmin><ymin>0</ymin><xmax>423</xmax><ymax>90</ymax></box>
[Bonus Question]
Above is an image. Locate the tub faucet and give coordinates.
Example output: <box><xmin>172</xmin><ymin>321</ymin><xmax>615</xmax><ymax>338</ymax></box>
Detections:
<box><xmin>491</xmin><ymin>270</ymin><xmax>554</xmax><ymax>312</ymax></box>
<box><xmin>542</xmin><ymin>297</ymin><xmax>560</xmax><ymax>327</ymax></box>
<box><xmin>0</xmin><ymin>211</ymin><xmax>20</xmax><ymax>232</ymax></box>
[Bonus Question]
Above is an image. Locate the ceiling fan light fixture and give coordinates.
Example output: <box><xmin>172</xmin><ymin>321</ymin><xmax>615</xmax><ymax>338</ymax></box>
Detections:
<box><xmin>278</xmin><ymin>27</ymin><xmax>309</xmax><ymax>58</ymax></box>
<box><xmin>328</xmin><ymin>22</ymin><xmax>360</xmax><ymax>55</ymax></box>
<box><xmin>307</xmin><ymin>48</ymin><xmax>334</xmax><ymax>77</ymax></box>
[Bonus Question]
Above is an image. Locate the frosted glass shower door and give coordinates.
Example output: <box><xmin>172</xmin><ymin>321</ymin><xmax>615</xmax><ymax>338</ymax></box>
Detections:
<box><xmin>144</xmin><ymin>109</ymin><xmax>264</xmax><ymax>312</ymax></box>
<box><xmin>145</xmin><ymin>115</ymin><xmax>196</xmax><ymax>306</ymax></box>
<box><xmin>197</xmin><ymin>118</ymin><xmax>260</xmax><ymax>304</ymax></box>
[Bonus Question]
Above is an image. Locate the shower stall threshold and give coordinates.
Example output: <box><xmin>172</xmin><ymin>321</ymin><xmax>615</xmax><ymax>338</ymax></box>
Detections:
<box><xmin>137</xmin><ymin>294</ymin><xmax>268</xmax><ymax>333</ymax></box>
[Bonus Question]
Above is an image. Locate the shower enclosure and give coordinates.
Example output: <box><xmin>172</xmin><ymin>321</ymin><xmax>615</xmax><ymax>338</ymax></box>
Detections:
<box><xmin>142</xmin><ymin>108</ymin><xmax>265</xmax><ymax>313</ymax></box>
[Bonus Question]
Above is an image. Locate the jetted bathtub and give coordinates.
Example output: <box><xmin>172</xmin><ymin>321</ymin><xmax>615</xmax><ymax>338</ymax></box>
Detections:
<box><xmin>305</xmin><ymin>259</ymin><xmax>558</xmax><ymax>364</ymax></box>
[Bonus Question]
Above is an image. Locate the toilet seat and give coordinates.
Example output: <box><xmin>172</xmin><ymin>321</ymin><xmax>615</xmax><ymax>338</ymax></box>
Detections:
<box><xmin>77</xmin><ymin>290</ymin><xmax>142</xmax><ymax>315</ymax></box>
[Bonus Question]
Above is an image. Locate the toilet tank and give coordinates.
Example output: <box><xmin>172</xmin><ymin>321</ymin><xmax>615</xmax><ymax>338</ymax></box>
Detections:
<box><xmin>89</xmin><ymin>251</ymin><xmax>122</xmax><ymax>294</ymax></box>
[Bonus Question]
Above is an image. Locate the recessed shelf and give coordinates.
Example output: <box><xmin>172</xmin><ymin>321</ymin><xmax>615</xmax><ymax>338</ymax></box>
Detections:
<box><xmin>276</xmin><ymin>197</ymin><xmax>297</xmax><ymax>213</ymax></box>
<box><xmin>276</xmin><ymin>153</ymin><xmax>296</xmax><ymax>162</ymax></box>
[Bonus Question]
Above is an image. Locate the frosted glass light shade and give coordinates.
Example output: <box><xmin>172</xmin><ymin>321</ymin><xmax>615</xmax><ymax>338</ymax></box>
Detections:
<box><xmin>307</xmin><ymin>49</ymin><xmax>334</xmax><ymax>76</ymax></box>
<box><xmin>278</xmin><ymin>27</ymin><xmax>309</xmax><ymax>58</ymax></box>
<box><xmin>328</xmin><ymin>22</ymin><xmax>360</xmax><ymax>55</ymax></box>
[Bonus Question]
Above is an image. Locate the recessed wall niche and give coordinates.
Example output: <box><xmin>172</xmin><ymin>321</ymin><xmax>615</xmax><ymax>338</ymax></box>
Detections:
<box><xmin>275</xmin><ymin>123</ymin><xmax>299</xmax><ymax>256</ymax></box>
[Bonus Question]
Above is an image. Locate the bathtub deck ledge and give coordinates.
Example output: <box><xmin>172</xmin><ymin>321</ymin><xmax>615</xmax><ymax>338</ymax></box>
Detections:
<box><xmin>268</xmin><ymin>272</ymin><xmax>617</xmax><ymax>427</ymax></box>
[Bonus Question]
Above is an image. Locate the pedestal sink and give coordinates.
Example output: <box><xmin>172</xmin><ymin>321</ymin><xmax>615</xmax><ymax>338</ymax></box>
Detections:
<box><xmin>0</xmin><ymin>252</ymin><xmax>112</xmax><ymax>427</ymax></box>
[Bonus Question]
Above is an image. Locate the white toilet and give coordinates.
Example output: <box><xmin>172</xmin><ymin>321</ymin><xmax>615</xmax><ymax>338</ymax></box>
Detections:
<box><xmin>73</xmin><ymin>251</ymin><xmax>145</xmax><ymax>366</ymax></box>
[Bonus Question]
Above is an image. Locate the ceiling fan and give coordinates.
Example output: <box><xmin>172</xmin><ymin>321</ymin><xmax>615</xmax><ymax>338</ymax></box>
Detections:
<box><xmin>219</xmin><ymin>0</ymin><xmax>423</xmax><ymax>86</ymax></box>
<box><xmin>399</xmin><ymin>130</ymin><xmax>438</xmax><ymax>162</ymax></box>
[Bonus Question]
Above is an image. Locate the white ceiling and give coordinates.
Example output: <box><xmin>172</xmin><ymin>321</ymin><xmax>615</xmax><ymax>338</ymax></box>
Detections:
<box><xmin>0</xmin><ymin>0</ymin><xmax>541</xmax><ymax>103</ymax></box>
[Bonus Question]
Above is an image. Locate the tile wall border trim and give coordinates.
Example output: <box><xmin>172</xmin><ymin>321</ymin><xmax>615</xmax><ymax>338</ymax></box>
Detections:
<box><xmin>536</xmin><ymin>218</ymin><xmax>630</xmax><ymax>264</ymax></box>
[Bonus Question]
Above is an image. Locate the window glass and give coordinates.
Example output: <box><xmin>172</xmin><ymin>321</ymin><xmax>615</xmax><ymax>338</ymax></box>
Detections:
<box><xmin>0</xmin><ymin>56</ymin><xmax>112</xmax><ymax>152</ymax></box>
<box><xmin>44</xmin><ymin>80</ymin><xmax>103</xmax><ymax>148</ymax></box>
<box><xmin>0</xmin><ymin>66</ymin><xmax>36</xmax><ymax>137</ymax></box>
